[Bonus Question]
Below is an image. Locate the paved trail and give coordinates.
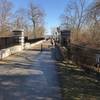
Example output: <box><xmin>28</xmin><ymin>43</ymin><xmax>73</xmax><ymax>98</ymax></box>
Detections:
<box><xmin>0</xmin><ymin>41</ymin><xmax>61</xmax><ymax>100</ymax></box>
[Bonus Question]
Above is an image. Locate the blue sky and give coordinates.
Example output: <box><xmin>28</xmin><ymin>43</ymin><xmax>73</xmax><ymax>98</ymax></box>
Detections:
<box><xmin>10</xmin><ymin>0</ymin><xmax>67</xmax><ymax>34</ymax></box>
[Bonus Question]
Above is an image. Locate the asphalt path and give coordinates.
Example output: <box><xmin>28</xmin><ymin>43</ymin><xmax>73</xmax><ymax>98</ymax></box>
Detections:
<box><xmin>0</xmin><ymin>41</ymin><xmax>61</xmax><ymax>100</ymax></box>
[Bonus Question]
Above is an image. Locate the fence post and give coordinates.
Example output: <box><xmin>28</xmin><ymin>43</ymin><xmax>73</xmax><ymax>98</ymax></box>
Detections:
<box><xmin>41</xmin><ymin>44</ymin><xmax>43</xmax><ymax>52</ymax></box>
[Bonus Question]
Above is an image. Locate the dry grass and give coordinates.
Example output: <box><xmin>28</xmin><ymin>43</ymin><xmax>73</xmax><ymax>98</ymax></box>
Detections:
<box><xmin>57</xmin><ymin>61</ymin><xmax>100</xmax><ymax>100</ymax></box>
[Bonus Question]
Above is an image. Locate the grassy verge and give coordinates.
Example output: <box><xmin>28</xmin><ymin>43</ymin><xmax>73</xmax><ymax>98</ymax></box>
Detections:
<box><xmin>57</xmin><ymin>61</ymin><xmax>100</xmax><ymax>100</ymax></box>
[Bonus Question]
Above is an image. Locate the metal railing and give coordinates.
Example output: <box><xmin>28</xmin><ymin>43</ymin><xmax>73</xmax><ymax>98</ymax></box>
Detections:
<box><xmin>0</xmin><ymin>37</ymin><xmax>19</xmax><ymax>50</ymax></box>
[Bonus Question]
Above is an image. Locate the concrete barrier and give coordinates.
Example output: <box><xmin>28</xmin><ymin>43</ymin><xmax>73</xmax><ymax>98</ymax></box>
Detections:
<box><xmin>24</xmin><ymin>40</ymin><xmax>44</xmax><ymax>49</ymax></box>
<box><xmin>0</xmin><ymin>45</ymin><xmax>22</xmax><ymax>59</ymax></box>
<box><xmin>24</xmin><ymin>43</ymin><xmax>31</xmax><ymax>49</ymax></box>
<box><xmin>30</xmin><ymin>40</ymin><xmax>45</xmax><ymax>47</ymax></box>
<box><xmin>0</xmin><ymin>40</ymin><xmax>44</xmax><ymax>60</ymax></box>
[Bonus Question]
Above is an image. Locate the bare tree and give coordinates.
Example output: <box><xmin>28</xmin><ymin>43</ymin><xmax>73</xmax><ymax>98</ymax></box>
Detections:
<box><xmin>61</xmin><ymin>0</ymin><xmax>89</xmax><ymax>42</ymax></box>
<box><xmin>28</xmin><ymin>1</ymin><xmax>45</xmax><ymax>38</ymax></box>
<box><xmin>13</xmin><ymin>8</ymin><xmax>31</xmax><ymax>37</ymax></box>
<box><xmin>35</xmin><ymin>26</ymin><xmax>45</xmax><ymax>38</ymax></box>
<box><xmin>86</xmin><ymin>0</ymin><xmax>100</xmax><ymax>45</ymax></box>
<box><xmin>13</xmin><ymin>8</ymin><xmax>26</xmax><ymax>29</ymax></box>
<box><xmin>0</xmin><ymin>0</ymin><xmax>13</xmax><ymax>36</ymax></box>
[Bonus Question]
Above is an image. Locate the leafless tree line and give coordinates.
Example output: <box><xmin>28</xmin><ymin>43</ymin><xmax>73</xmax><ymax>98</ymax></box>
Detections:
<box><xmin>0</xmin><ymin>0</ymin><xmax>45</xmax><ymax>38</ymax></box>
<box><xmin>61</xmin><ymin>0</ymin><xmax>100</xmax><ymax>48</ymax></box>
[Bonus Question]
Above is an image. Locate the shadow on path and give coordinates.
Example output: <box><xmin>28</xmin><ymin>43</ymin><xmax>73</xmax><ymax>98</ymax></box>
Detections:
<box><xmin>0</xmin><ymin>49</ymin><xmax>61</xmax><ymax>100</ymax></box>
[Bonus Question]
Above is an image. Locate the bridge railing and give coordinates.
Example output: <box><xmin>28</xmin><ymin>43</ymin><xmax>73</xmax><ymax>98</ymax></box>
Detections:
<box><xmin>64</xmin><ymin>43</ymin><xmax>100</xmax><ymax>72</ymax></box>
<box><xmin>0</xmin><ymin>37</ymin><xmax>19</xmax><ymax>50</ymax></box>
